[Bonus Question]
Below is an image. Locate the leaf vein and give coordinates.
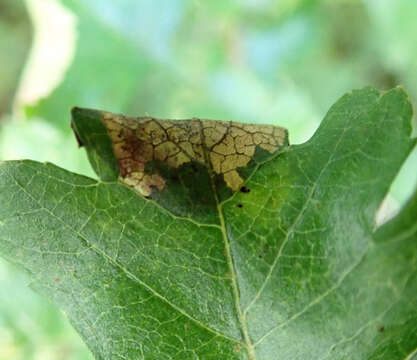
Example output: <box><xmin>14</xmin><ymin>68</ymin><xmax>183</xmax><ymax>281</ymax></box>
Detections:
<box><xmin>4</xmin><ymin>167</ymin><xmax>241</xmax><ymax>345</ymax></box>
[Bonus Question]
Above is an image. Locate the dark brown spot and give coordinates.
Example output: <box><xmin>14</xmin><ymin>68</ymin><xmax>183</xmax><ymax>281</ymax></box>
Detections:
<box><xmin>378</xmin><ymin>326</ymin><xmax>385</xmax><ymax>333</ymax></box>
<box><xmin>237</xmin><ymin>203</ymin><xmax>243</xmax><ymax>208</ymax></box>
<box><xmin>240</xmin><ymin>186</ymin><xmax>250</xmax><ymax>193</ymax></box>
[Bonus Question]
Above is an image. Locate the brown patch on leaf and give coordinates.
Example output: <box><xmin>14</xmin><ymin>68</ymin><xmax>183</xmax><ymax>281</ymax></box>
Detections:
<box><xmin>101</xmin><ymin>112</ymin><xmax>287</xmax><ymax>196</ymax></box>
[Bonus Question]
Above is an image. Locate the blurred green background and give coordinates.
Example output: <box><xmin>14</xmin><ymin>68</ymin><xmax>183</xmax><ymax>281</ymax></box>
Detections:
<box><xmin>0</xmin><ymin>0</ymin><xmax>416</xmax><ymax>359</ymax></box>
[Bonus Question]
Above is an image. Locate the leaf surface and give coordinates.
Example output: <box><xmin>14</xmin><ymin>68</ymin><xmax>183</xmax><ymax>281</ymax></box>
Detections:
<box><xmin>0</xmin><ymin>87</ymin><xmax>416</xmax><ymax>360</ymax></box>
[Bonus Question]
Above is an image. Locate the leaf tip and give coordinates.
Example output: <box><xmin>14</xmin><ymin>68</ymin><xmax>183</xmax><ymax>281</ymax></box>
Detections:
<box><xmin>70</xmin><ymin>106</ymin><xmax>120</xmax><ymax>182</ymax></box>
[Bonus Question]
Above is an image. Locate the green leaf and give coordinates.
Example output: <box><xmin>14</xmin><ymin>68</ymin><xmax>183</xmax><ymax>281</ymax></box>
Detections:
<box><xmin>0</xmin><ymin>86</ymin><xmax>416</xmax><ymax>360</ymax></box>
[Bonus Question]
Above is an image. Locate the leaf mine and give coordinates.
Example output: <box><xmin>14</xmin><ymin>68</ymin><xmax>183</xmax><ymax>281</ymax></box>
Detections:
<box><xmin>100</xmin><ymin>111</ymin><xmax>288</xmax><ymax>196</ymax></box>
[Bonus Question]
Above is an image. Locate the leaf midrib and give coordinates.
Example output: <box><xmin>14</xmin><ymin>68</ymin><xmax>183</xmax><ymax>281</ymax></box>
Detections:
<box><xmin>196</xmin><ymin>120</ymin><xmax>257</xmax><ymax>360</ymax></box>
<box><xmin>214</xmin><ymin>182</ymin><xmax>256</xmax><ymax>359</ymax></box>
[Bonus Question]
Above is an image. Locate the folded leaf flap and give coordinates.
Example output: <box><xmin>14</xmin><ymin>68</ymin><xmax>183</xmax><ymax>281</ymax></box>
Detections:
<box><xmin>71</xmin><ymin>107</ymin><xmax>288</xmax><ymax>221</ymax></box>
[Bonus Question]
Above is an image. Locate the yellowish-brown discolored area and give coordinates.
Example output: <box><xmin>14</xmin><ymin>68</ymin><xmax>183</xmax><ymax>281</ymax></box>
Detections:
<box><xmin>102</xmin><ymin>111</ymin><xmax>287</xmax><ymax>196</ymax></box>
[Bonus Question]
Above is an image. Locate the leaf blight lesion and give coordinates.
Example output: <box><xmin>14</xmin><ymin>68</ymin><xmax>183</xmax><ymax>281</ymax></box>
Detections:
<box><xmin>71</xmin><ymin>107</ymin><xmax>289</xmax><ymax>223</ymax></box>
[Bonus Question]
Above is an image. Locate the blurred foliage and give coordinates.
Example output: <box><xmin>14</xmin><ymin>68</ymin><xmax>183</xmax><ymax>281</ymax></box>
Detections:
<box><xmin>23</xmin><ymin>0</ymin><xmax>417</xmax><ymax>138</ymax></box>
<box><xmin>0</xmin><ymin>0</ymin><xmax>31</xmax><ymax>115</ymax></box>
<box><xmin>0</xmin><ymin>0</ymin><xmax>416</xmax><ymax>359</ymax></box>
